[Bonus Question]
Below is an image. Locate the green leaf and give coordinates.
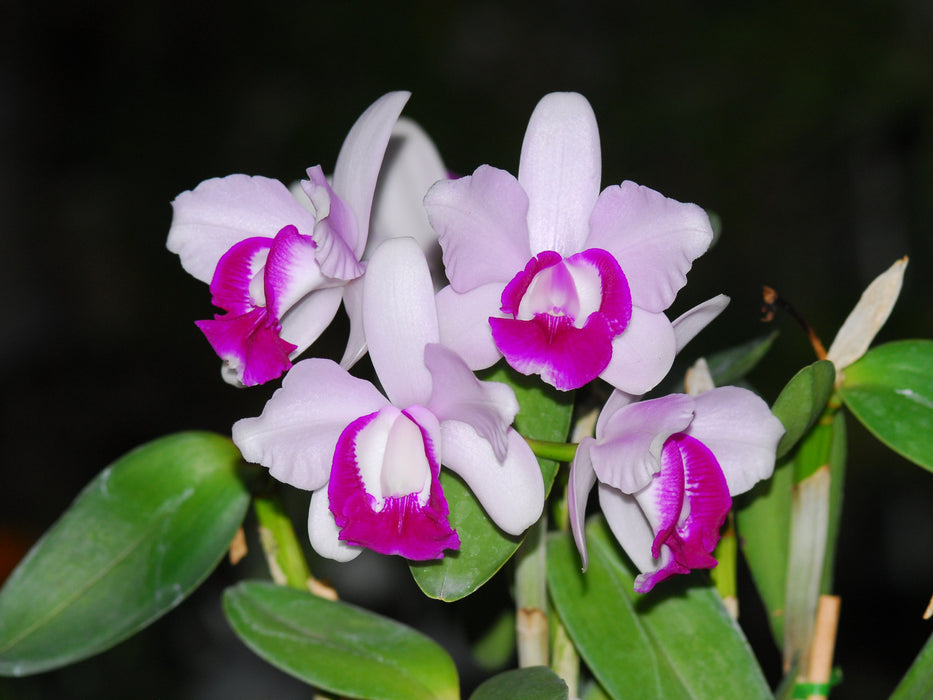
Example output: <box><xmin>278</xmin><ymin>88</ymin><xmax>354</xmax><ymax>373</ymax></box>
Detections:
<box><xmin>771</xmin><ymin>360</ymin><xmax>835</xmax><ymax>459</ymax></box>
<box><xmin>548</xmin><ymin>518</ymin><xmax>771</xmax><ymax>700</ymax></box>
<box><xmin>736</xmin><ymin>452</ymin><xmax>794</xmax><ymax>648</ymax></box>
<box><xmin>891</xmin><ymin>628</ymin><xmax>933</xmax><ymax>700</ymax></box>
<box><xmin>471</xmin><ymin>608</ymin><xmax>515</xmax><ymax>671</ymax></box>
<box><xmin>657</xmin><ymin>332</ymin><xmax>778</xmax><ymax>397</ymax></box>
<box><xmin>411</xmin><ymin>365</ymin><xmax>573</xmax><ymax>601</ymax></box>
<box><xmin>737</xmin><ymin>409</ymin><xmax>846</xmax><ymax>652</ymax></box>
<box><xmin>0</xmin><ymin>432</ymin><xmax>251</xmax><ymax>676</ymax></box>
<box><xmin>470</xmin><ymin>667</ymin><xmax>568</xmax><ymax>700</ymax></box>
<box><xmin>705</xmin><ymin>331</ymin><xmax>779</xmax><ymax>387</ymax></box>
<box><xmin>839</xmin><ymin>340</ymin><xmax>933</xmax><ymax>471</ymax></box>
<box><xmin>223</xmin><ymin>581</ymin><xmax>458</xmax><ymax>700</ymax></box>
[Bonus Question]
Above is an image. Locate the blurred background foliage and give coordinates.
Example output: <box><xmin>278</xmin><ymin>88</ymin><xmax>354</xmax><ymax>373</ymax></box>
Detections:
<box><xmin>1</xmin><ymin>1</ymin><xmax>932</xmax><ymax>697</ymax></box>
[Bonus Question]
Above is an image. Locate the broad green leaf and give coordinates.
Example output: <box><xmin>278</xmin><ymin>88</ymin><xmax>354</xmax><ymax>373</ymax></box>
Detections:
<box><xmin>839</xmin><ymin>340</ymin><xmax>933</xmax><ymax>471</ymax></box>
<box><xmin>891</xmin><ymin>628</ymin><xmax>933</xmax><ymax>700</ymax></box>
<box><xmin>548</xmin><ymin>518</ymin><xmax>771</xmax><ymax>700</ymax></box>
<box><xmin>772</xmin><ymin>360</ymin><xmax>835</xmax><ymax>459</ymax></box>
<box><xmin>0</xmin><ymin>432</ymin><xmax>251</xmax><ymax>676</ymax></box>
<box><xmin>470</xmin><ymin>667</ymin><xmax>568</xmax><ymax>700</ymax></box>
<box><xmin>736</xmin><ymin>452</ymin><xmax>794</xmax><ymax>648</ymax></box>
<box><xmin>411</xmin><ymin>365</ymin><xmax>573</xmax><ymax>601</ymax></box>
<box><xmin>223</xmin><ymin>581</ymin><xmax>458</xmax><ymax>700</ymax></box>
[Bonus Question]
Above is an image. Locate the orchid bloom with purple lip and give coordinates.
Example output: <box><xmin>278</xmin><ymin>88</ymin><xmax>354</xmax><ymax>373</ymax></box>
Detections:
<box><xmin>569</xmin><ymin>386</ymin><xmax>784</xmax><ymax>593</ymax></box>
<box><xmin>166</xmin><ymin>91</ymin><xmax>412</xmax><ymax>386</ymax></box>
<box><xmin>424</xmin><ymin>92</ymin><xmax>714</xmax><ymax>393</ymax></box>
<box><xmin>232</xmin><ymin>236</ymin><xmax>545</xmax><ymax>561</ymax></box>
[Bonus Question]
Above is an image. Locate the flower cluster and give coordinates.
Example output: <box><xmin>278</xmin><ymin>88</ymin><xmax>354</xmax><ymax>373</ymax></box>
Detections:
<box><xmin>168</xmin><ymin>91</ymin><xmax>783</xmax><ymax>591</ymax></box>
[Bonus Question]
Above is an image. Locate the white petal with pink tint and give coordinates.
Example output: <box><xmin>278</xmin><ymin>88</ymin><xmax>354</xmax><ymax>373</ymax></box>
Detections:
<box><xmin>519</xmin><ymin>92</ymin><xmax>601</xmax><ymax>256</ymax></box>
<box><xmin>586</xmin><ymin>181</ymin><xmax>713</xmax><ymax>313</ymax></box>
<box><xmin>169</xmin><ymin>175</ymin><xmax>317</xmax><ymax>283</ymax></box>
<box><xmin>232</xmin><ymin>359</ymin><xmax>388</xmax><ymax>491</ymax></box>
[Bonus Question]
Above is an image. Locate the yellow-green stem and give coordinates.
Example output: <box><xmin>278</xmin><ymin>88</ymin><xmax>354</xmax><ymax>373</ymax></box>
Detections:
<box><xmin>253</xmin><ymin>493</ymin><xmax>313</xmax><ymax>591</ymax></box>
<box><xmin>525</xmin><ymin>438</ymin><xmax>578</xmax><ymax>464</ymax></box>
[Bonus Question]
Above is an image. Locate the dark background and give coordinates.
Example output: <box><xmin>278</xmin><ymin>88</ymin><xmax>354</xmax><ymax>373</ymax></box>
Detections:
<box><xmin>2</xmin><ymin>1</ymin><xmax>933</xmax><ymax>697</ymax></box>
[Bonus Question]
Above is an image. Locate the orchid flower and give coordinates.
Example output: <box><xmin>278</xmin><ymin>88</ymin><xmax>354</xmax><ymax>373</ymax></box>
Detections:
<box><xmin>232</xmin><ymin>236</ymin><xmax>545</xmax><ymax>561</ymax></box>
<box><xmin>569</xmin><ymin>386</ymin><xmax>784</xmax><ymax>593</ymax></box>
<box><xmin>166</xmin><ymin>91</ymin><xmax>411</xmax><ymax>386</ymax></box>
<box><xmin>424</xmin><ymin>92</ymin><xmax>714</xmax><ymax>392</ymax></box>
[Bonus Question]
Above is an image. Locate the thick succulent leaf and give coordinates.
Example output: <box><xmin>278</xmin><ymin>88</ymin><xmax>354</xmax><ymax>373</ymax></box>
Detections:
<box><xmin>772</xmin><ymin>360</ymin><xmax>835</xmax><ymax>459</ymax></box>
<box><xmin>548</xmin><ymin>517</ymin><xmax>770</xmax><ymax>700</ymax></box>
<box><xmin>839</xmin><ymin>340</ymin><xmax>933</xmax><ymax>471</ymax></box>
<box><xmin>411</xmin><ymin>365</ymin><xmax>572</xmax><ymax>601</ymax></box>
<box><xmin>470</xmin><ymin>667</ymin><xmax>568</xmax><ymax>700</ymax></box>
<box><xmin>223</xmin><ymin>581</ymin><xmax>458</xmax><ymax>700</ymax></box>
<box><xmin>0</xmin><ymin>432</ymin><xmax>251</xmax><ymax>676</ymax></box>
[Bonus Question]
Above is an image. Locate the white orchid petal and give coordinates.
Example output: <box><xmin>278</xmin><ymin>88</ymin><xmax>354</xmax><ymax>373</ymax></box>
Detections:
<box><xmin>232</xmin><ymin>359</ymin><xmax>388</xmax><ymax>491</ymax></box>
<box><xmin>363</xmin><ymin>237</ymin><xmax>439</xmax><ymax>407</ymax></box>
<box><xmin>519</xmin><ymin>93</ymin><xmax>601</xmax><ymax>256</ymax></box>
<box><xmin>308</xmin><ymin>489</ymin><xmax>363</xmax><ymax>562</ymax></box>
<box><xmin>331</xmin><ymin>91</ymin><xmax>411</xmax><ymax>257</ymax></box>
<box><xmin>671</xmin><ymin>294</ymin><xmax>731</xmax><ymax>353</ymax></box>
<box><xmin>687</xmin><ymin>386</ymin><xmax>784</xmax><ymax>496</ymax></box>
<box><xmin>440</xmin><ymin>424</ymin><xmax>544</xmax><ymax>536</ymax></box>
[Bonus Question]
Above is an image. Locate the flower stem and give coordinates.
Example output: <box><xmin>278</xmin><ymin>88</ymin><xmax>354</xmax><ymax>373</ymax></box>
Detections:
<box><xmin>524</xmin><ymin>438</ymin><xmax>578</xmax><ymax>464</ymax></box>
<box><xmin>514</xmin><ymin>514</ymin><xmax>548</xmax><ymax>668</ymax></box>
<box><xmin>253</xmin><ymin>493</ymin><xmax>313</xmax><ymax>592</ymax></box>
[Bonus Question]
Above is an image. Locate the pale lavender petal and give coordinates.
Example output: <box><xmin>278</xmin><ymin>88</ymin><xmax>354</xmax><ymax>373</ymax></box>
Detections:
<box><xmin>671</xmin><ymin>294</ymin><xmax>730</xmax><ymax>353</ymax></box>
<box><xmin>338</xmin><ymin>275</ymin><xmax>367</xmax><ymax>369</ymax></box>
<box><xmin>589</xmin><ymin>393</ymin><xmax>694</xmax><ymax>493</ymax></box>
<box><xmin>168</xmin><ymin>174</ymin><xmax>317</xmax><ymax>283</ymax></box>
<box><xmin>593</xmin><ymin>389</ymin><xmax>638</xmax><ymax>438</ymax></box>
<box><xmin>519</xmin><ymin>92</ymin><xmax>601</xmax><ymax>256</ymax></box>
<box><xmin>568</xmin><ymin>437</ymin><xmax>599</xmax><ymax>570</ymax></box>
<box><xmin>301</xmin><ymin>167</ymin><xmax>365</xmax><ymax>281</ymax></box>
<box><xmin>597</xmin><ymin>482</ymin><xmax>659</xmax><ymax>575</ymax></box>
<box><xmin>436</xmin><ymin>283</ymin><xmax>504</xmax><ymax>370</ymax></box>
<box><xmin>424</xmin><ymin>343</ymin><xmax>518</xmax><ymax>461</ymax></box>
<box><xmin>331</xmin><ymin>91</ymin><xmax>411</xmax><ymax>257</ymax></box>
<box><xmin>425</xmin><ymin>166</ymin><xmax>532</xmax><ymax>292</ymax></box>
<box><xmin>599</xmin><ymin>307</ymin><xmax>677</xmax><ymax>395</ymax></box>
<box><xmin>440</xmin><ymin>424</ymin><xmax>544</xmax><ymax>535</ymax></box>
<box><xmin>586</xmin><ymin>181</ymin><xmax>713</xmax><ymax>313</ymax></box>
<box><xmin>685</xmin><ymin>386</ymin><xmax>784</xmax><ymax>496</ymax></box>
<box><xmin>363</xmin><ymin>237</ymin><xmax>439</xmax><ymax>407</ymax></box>
<box><xmin>308</xmin><ymin>489</ymin><xmax>363</xmax><ymax>562</ymax></box>
<box><xmin>232</xmin><ymin>358</ymin><xmax>388</xmax><ymax>491</ymax></box>
<box><xmin>367</xmin><ymin>117</ymin><xmax>448</xmax><ymax>288</ymax></box>
<box><xmin>278</xmin><ymin>286</ymin><xmax>345</xmax><ymax>357</ymax></box>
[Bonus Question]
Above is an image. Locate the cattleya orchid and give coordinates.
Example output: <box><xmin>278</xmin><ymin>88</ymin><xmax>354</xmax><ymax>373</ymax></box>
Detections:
<box><xmin>166</xmin><ymin>91</ymin><xmax>413</xmax><ymax>386</ymax></box>
<box><xmin>425</xmin><ymin>91</ymin><xmax>714</xmax><ymax>392</ymax></box>
<box><xmin>569</xmin><ymin>386</ymin><xmax>784</xmax><ymax>593</ymax></box>
<box><xmin>232</xmin><ymin>237</ymin><xmax>545</xmax><ymax>561</ymax></box>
